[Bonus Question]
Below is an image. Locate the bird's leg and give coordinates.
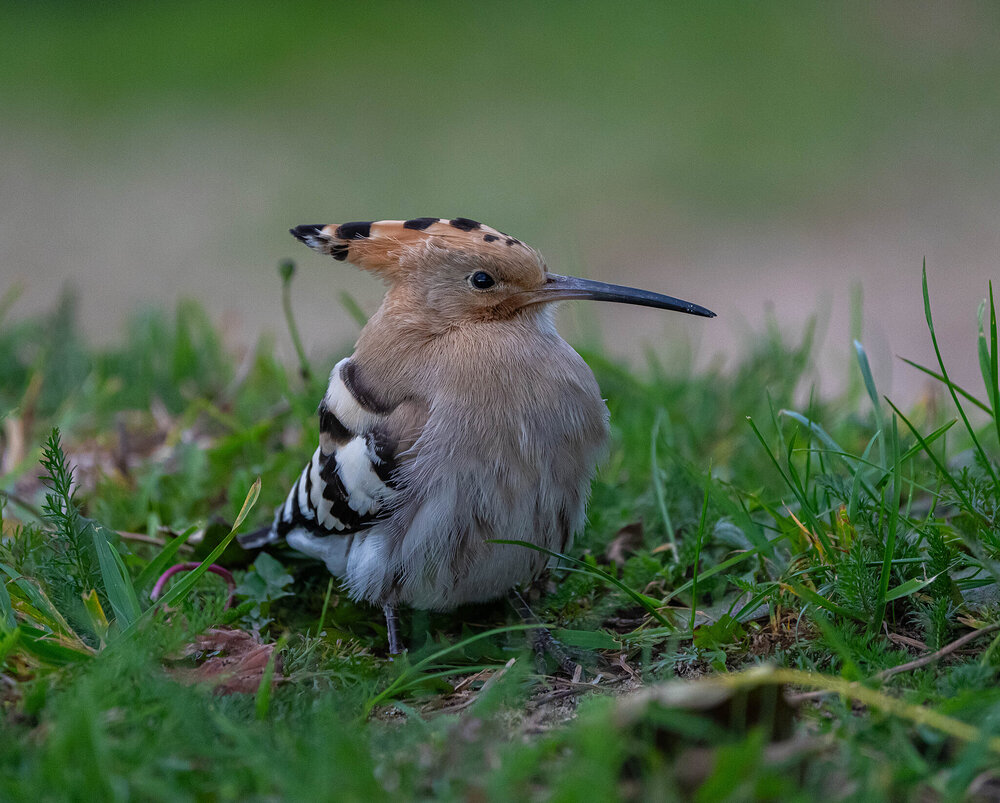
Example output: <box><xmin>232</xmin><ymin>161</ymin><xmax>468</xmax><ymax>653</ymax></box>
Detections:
<box><xmin>508</xmin><ymin>589</ymin><xmax>579</xmax><ymax>677</ymax></box>
<box><xmin>383</xmin><ymin>603</ymin><xmax>405</xmax><ymax>657</ymax></box>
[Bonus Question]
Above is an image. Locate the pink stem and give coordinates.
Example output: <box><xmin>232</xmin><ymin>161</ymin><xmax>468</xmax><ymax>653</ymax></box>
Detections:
<box><xmin>150</xmin><ymin>562</ymin><xmax>237</xmax><ymax>609</ymax></box>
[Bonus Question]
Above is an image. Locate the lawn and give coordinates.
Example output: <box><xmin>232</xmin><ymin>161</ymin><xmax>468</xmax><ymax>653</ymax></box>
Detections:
<box><xmin>2</xmin><ymin>267</ymin><xmax>1000</xmax><ymax>800</ymax></box>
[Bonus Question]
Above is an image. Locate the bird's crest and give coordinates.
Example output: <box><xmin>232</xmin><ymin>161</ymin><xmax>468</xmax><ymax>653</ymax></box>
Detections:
<box><xmin>290</xmin><ymin>218</ymin><xmax>541</xmax><ymax>277</ymax></box>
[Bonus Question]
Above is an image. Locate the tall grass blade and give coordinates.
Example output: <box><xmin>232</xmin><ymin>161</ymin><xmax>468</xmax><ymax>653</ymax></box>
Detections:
<box><xmin>255</xmin><ymin>634</ymin><xmax>286</xmax><ymax>720</ymax></box>
<box><xmin>746</xmin><ymin>416</ymin><xmax>831</xmax><ymax>556</ymax></box>
<box><xmin>780</xmin><ymin>409</ymin><xmax>843</xmax><ymax>456</ymax></box>
<box><xmin>874</xmin><ymin>418</ymin><xmax>956</xmax><ymax>489</ymax></box>
<box><xmin>873</xmin><ymin>416</ymin><xmax>902</xmax><ymax>632</ymax></box>
<box><xmin>312</xmin><ymin>577</ymin><xmax>334</xmax><ymax>638</ymax></box>
<box><xmin>886</xmin><ymin>398</ymin><xmax>976</xmax><ymax>515</ymax></box>
<box><xmin>849</xmin><ymin>433</ymin><xmax>879</xmax><ymax>523</ymax></box>
<box><xmin>897</xmin><ymin>357</ymin><xmax>992</xmax><ymax>415</ymax></box>
<box><xmin>651</xmin><ymin>409</ymin><xmax>677</xmax><ymax>561</ymax></box>
<box><xmin>118</xmin><ymin>478</ymin><xmax>261</xmax><ymax>639</ymax></box>
<box><xmin>689</xmin><ymin>472</ymin><xmax>712</xmax><ymax>633</ymax></box>
<box><xmin>982</xmin><ymin>281</ymin><xmax>1000</xmax><ymax>450</ymax></box>
<box><xmin>338</xmin><ymin>290</ymin><xmax>370</xmax><ymax>329</ymax></box>
<box><xmin>847</xmin><ymin>283</ymin><xmax>864</xmax><ymax>404</ymax></box>
<box><xmin>921</xmin><ymin>265</ymin><xmax>998</xmax><ymax>484</ymax></box>
<box><xmin>855</xmin><ymin>339</ymin><xmax>886</xmax><ymax>468</ymax></box>
<box><xmin>663</xmin><ymin>541</ymin><xmax>773</xmax><ymax>605</ymax></box>
<box><xmin>279</xmin><ymin>260</ymin><xmax>314</xmax><ymax>384</ymax></box>
<box><xmin>133</xmin><ymin>524</ymin><xmax>199</xmax><ymax>593</ymax></box>
<box><xmin>0</xmin><ymin>571</ymin><xmax>15</xmax><ymax>632</ymax></box>
<box><xmin>782</xmin><ymin>408</ymin><xmax>887</xmax><ymax>508</ymax></box>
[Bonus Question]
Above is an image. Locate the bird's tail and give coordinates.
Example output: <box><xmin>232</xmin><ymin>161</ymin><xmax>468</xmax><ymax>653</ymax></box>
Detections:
<box><xmin>237</xmin><ymin>524</ymin><xmax>278</xmax><ymax>550</ymax></box>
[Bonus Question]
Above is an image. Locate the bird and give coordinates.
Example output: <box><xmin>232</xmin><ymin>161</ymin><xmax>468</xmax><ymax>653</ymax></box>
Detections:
<box><xmin>239</xmin><ymin>217</ymin><xmax>714</xmax><ymax>655</ymax></box>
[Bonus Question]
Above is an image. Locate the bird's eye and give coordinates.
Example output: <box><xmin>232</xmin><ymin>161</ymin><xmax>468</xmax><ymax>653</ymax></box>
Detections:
<box><xmin>469</xmin><ymin>271</ymin><xmax>496</xmax><ymax>290</ymax></box>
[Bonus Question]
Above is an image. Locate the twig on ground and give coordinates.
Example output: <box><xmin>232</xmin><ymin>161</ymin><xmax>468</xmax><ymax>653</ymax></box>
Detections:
<box><xmin>876</xmin><ymin>624</ymin><xmax>1000</xmax><ymax>681</ymax></box>
<box><xmin>117</xmin><ymin>530</ymin><xmax>194</xmax><ymax>552</ymax></box>
<box><xmin>788</xmin><ymin>624</ymin><xmax>1000</xmax><ymax>703</ymax></box>
<box><xmin>526</xmin><ymin>674</ymin><xmax>627</xmax><ymax>710</ymax></box>
<box><xmin>885</xmin><ymin>631</ymin><xmax>928</xmax><ymax>652</ymax></box>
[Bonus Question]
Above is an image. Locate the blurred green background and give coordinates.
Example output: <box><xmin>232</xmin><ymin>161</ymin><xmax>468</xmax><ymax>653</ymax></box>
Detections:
<box><xmin>2</xmin><ymin>1</ymin><xmax>998</xmax><ymax>400</ymax></box>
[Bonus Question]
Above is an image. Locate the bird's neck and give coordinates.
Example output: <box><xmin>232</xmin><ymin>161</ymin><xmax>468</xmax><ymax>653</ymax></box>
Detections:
<box><xmin>350</xmin><ymin>289</ymin><xmax>561</xmax><ymax>407</ymax></box>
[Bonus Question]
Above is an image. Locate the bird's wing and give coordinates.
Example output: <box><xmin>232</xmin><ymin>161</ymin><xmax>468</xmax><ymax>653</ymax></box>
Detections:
<box><xmin>240</xmin><ymin>358</ymin><xmax>418</xmax><ymax>549</ymax></box>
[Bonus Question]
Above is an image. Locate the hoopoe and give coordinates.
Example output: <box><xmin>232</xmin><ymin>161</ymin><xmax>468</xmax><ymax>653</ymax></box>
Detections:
<box><xmin>240</xmin><ymin>217</ymin><xmax>714</xmax><ymax>654</ymax></box>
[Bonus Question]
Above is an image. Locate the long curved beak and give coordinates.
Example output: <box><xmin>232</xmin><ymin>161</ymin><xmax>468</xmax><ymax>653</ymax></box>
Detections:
<box><xmin>517</xmin><ymin>273</ymin><xmax>716</xmax><ymax>318</ymax></box>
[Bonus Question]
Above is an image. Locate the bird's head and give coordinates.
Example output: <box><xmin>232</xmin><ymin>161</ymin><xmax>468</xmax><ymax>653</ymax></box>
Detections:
<box><xmin>290</xmin><ymin>217</ymin><xmax>715</xmax><ymax>326</ymax></box>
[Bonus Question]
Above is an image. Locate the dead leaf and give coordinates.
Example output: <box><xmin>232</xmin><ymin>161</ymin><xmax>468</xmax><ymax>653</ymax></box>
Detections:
<box><xmin>166</xmin><ymin>628</ymin><xmax>280</xmax><ymax>695</ymax></box>
<box><xmin>605</xmin><ymin>521</ymin><xmax>644</xmax><ymax>568</ymax></box>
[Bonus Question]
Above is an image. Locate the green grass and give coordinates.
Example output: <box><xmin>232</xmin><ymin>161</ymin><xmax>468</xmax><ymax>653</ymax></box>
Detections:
<box><xmin>3</xmin><ymin>268</ymin><xmax>1000</xmax><ymax>800</ymax></box>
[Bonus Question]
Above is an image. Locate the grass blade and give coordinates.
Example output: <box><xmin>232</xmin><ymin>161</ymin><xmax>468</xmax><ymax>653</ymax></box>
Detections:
<box><xmin>897</xmin><ymin>357</ymin><xmax>992</xmax><ymax>415</ymax></box>
<box><xmin>873</xmin><ymin>416</ymin><xmax>902</xmax><ymax>633</ymax></box>
<box><xmin>0</xmin><ymin>572</ymin><xmax>15</xmax><ymax>632</ymax></box>
<box><xmin>552</xmin><ymin>628</ymin><xmax>620</xmax><ymax>650</ymax></box>
<box><xmin>746</xmin><ymin>415</ymin><xmax>832</xmax><ymax>556</ymax></box>
<box><xmin>874</xmin><ymin>418</ymin><xmax>956</xmax><ymax>489</ymax></box>
<box><xmin>855</xmin><ymin>339</ymin><xmax>886</xmax><ymax>469</ymax></box>
<box><xmin>0</xmin><ymin>564</ymin><xmax>80</xmax><ymax>640</ymax></box>
<box><xmin>365</xmin><ymin>624</ymin><xmax>536</xmax><ymax>715</ymax></box>
<box><xmin>81</xmin><ymin>588</ymin><xmax>110</xmax><ymax>645</ymax></box>
<box><xmin>920</xmin><ymin>265</ymin><xmax>998</xmax><ymax>484</ymax></box>
<box><xmin>279</xmin><ymin>260</ymin><xmax>314</xmax><ymax>384</ymax></box>
<box><xmin>689</xmin><ymin>471</ymin><xmax>712</xmax><ymax>633</ymax></box>
<box><xmin>338</xmin><ymin>290</ymin><xmax>370</xmax><ymax>329</ymax></box>
<box><xmin>884</xmin><ymin>572</ymin><xmax>942</xmax><ymax>603</ymax></box>
<box><xmin>782</xmin><ymin>582</ymin><xmax>866</xmax><ymax>623</ymax></box>
<box><xmin>118</xmin><ymin>478</ymin><xmax>260</xmax><ymax>640</ymax></box>
<box><xmin>16</xmin><ymin>625</ymin><xmax>93</xmax><ymax>665</ymax></box>
<box><xmin>982</xmin><ymin>281</ymin><xmax>1000</xmax><ymax>451</ymax></box>
<box><xmin>886</xmin><ymin>398</ymin><xmax>976</xmax><ymax>515</ymax></box>
<box><xmin>663</xmin><ymin>541</ymin><xmax>773</xmax><ymax>605</ymax></box>
<box><xmin>651</xmin><ymin>409</ymin><xmax>677</xmax><ymax>561</ymax></box>
<box><xmin>780</xmin><ymin>409</ymin><xmax>843</xmax><ymax>456</ymax></box>
<box><xmin>134</xmin><ymin>524</ymin><xmax>199</xmax><ymax>593</ymax></box>
<box><xmin>255</xmin><ymin>634</ymin><xmax>286</xmax><ymax>720</ymax></box>
<box><xmin>90</xmin><ymin>522</ymin><xmax>142</xmax><ymax>628</ymax></box>
<box><xmin>311</xmin><ymin>577</ymin><xmax>335</xmax><ymax>639</ymax></box>
<box><xmin>849</xmin><ymin>432</ymin><xmax>879</xmax><ymax>524</ymax></box>
<box><xmin>0</xmin><ymin>626</ymin><xmax>20</xmax><ymax>667</ymax></box>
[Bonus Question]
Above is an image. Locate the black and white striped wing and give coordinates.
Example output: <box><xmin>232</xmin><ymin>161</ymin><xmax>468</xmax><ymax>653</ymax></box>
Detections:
<box><xmin>238</xmin><ymin>361</ymin><xmax>398</xmax><ymax>548</ymax></box>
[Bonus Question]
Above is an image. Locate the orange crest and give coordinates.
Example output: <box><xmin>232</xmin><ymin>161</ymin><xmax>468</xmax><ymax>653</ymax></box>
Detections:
<box><xmin>290</xmin><ymin>218</ymin><xmax>541</xmax><ymax>278</ymax></box>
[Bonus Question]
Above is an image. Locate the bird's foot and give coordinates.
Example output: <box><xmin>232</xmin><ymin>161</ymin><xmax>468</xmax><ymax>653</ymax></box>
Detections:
<box><xmin>383</xmin><ymin>603</ymin><xmax>406</xmax><ymax>658</ymax></box>
<box><xmin>508</xmin><ymin>589</ymin><xmax>581</xmax><ymax>678</ymax></box>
